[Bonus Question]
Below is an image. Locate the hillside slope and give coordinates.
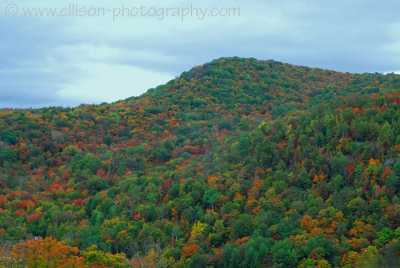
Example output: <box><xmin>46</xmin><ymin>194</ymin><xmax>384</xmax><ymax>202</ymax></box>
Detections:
<box><xmin>1</xmin><ymin>57</ymin><xmax>400</xmax><ymax>267</ymax></box>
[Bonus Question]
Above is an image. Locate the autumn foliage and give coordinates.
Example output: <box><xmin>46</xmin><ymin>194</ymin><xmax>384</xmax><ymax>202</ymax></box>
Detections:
<box><xmin>1</xmin><ymin>58</ymin><xmax>400</xmax><ymax>266</ymax></box>
<box><xmin>10</xmin><ymin>237</ymin><xmax>85</xmax><ymax>267</ymax></box>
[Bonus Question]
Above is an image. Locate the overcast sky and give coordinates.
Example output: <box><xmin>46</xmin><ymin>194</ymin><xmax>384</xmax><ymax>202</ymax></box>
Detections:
<box><xmin>1</xmin><ymin>0</ymin><xmax>400</xmax><ymax>108</ymax></box>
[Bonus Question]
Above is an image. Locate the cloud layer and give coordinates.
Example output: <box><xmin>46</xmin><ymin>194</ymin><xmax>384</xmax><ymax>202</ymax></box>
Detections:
<box><xmin>1</xmin><ymin>0</ymin><xmax>400</xmax><ymax>108</ymax></box>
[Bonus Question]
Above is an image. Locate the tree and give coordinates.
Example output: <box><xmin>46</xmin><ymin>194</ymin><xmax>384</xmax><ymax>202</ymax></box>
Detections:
<box><xmin>11</xmin><ymin>237</ymin><xmax>86</xmax><ymax>268</ymax></box>
<box><xmin>271</xmin><ymin>238</ymin><xmax>298</xmax><ymax>267</ymax></box>
<box><xmin>238</xmin><ymin>133</ymin><xmax>251</xmax><ymax>156</ymax></box>
<box><xmin>378</xmin><ymin>121</ymin><xmax>392</xmax><ymax>148</ymax></box>
<box><xmin>191</xmin><ymin>221</ymin><xmax>207</xmax><ymax>238</ymax></box>
<box><xmin>81</xmin><ymin>245</ymin><xmax>126</xmax><ymax>267</ymax></box>
<box><xmin>244</xmin><ymin>236</ymin><xmax>272</xmax><ymax>267</ymax></box>
<box><xmin>182</xmin><ymin>244</ymin><xmax>200</xmax><ymax>258</ymax></box>
<box><xmin>357</xmin><ymin>246</ymin><xmax>381</xmax><ymax>267</ymax></box>
<box><xmin>376</xmin><ymin>228</ymin><xmax>393</xmax><ymax>248</ymax></box>
<box><xmin>86</xmin><ymin>178</ymin><xmax>109</xmax><ymax>194</ymax></box>
<box><xmin>202</xmin><ymin>188</ymin><xmax>218</xmax><ymax>210</ymax></box>
<box><xmin>233</xmin><ymin>214</ymin><xmax>254</xmax><ymax>239</ymax></box>
<box><xmin>188</xmin><ymin>253</ymin><xmax>207</xmax><ymax>268</ymax></box>
<box><xmin>305</xmin><ymin>233</ymin><xmax>338</xmax><ymax>264</ymax></box>
<box><xmin>332</xmin><ymin>152</ymin><xmax>349</xmax><ymax>180</ymax></box>
<box><xmin>222</xmin><ymin>244</ymin><xmax>241</xmax><ymax>268</ymax></box>
<box><xmin>0</xmin><ymin>147</ymin><xmax>17</xmax><ymax>162</ymax></box>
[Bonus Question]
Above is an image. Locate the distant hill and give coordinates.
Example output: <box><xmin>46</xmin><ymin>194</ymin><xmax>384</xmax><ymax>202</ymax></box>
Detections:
<box><xmin>1</xmin><ymin>57</ymin><xmax>400</xmax><ymax>267</ymax></box>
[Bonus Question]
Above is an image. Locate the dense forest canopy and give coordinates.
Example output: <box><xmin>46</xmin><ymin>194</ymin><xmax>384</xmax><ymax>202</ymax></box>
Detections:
<box><xmin>0</xmin><ymin>57</ymin><xmax>400</xmax><ymax>267</ymax></box>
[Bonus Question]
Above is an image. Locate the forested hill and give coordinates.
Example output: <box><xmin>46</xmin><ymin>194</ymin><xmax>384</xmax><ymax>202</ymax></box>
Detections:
<box><xmin>1</xmin><ymin>57</ymin><xmax>400</xmax><ymax>267</ymax></box>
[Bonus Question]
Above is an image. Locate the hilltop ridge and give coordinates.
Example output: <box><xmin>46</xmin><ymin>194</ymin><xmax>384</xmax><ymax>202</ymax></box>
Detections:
<box><xmin>1</xmin><ymin>58</ymin><xmax>400</xmax><ymax>267</ymax></box>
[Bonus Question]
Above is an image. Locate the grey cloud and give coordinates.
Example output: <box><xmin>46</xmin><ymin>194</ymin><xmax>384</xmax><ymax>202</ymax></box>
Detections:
<box><xmin>1</xmin><ymin>0</ymin><xmax>400</xmax><ymax>108</ymax></box>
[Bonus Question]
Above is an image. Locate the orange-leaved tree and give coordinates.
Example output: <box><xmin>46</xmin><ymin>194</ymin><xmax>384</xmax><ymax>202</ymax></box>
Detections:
<box><xmin>12</xmin><ymin>237</ymin><xmax>86</xmax><ymax>268</ymax></box>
